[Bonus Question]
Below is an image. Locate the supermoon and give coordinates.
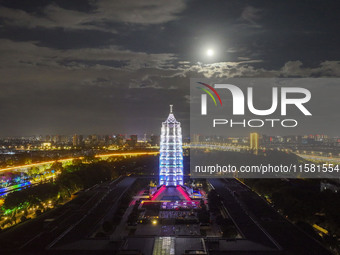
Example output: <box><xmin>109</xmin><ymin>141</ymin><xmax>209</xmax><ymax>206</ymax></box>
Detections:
<box><xmin>206</xmin><ymin>49</ymin><xmax>214</xmax><ymax>57</ymax></box>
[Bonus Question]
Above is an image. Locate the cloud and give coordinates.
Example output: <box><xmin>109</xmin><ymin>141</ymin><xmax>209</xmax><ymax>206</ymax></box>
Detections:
<box><xmin>0</xmin><ymin>39</ymin><xmax>338</xmax><ymax>136</ymax></box>
<box><xmin>0</xmin><ymin>38</ymin><xmax>339</xmax><ymax>100</ymax></box>
<box><xmin>174</xmin><ymin>60</ymin><xmax>265</xmax><ymax>78</ymax></box>
<box><xmin>0</xmin><ymin>39</ymin><xmax>176</xmax><ymax>71</ymax></box>
<box><xmin>0</xmin><ymin>5</ymin><xmax>101</xmax><ymax>31</ymax></box>
<box><xmin>92</xmin><ymin>0</ymin><xmax>187</xmax><ymax>24</ymax></box>
<box><xmin>281</xmin><ymin>60</ymin><xmax>340</xmax><ymax>77</ymax></box>
<box><xmin>129</xmin><ymin>75</ymin><xmax>160</xmax><ymax>89</ymax></box>
<box><xmin>171</xmin><ymin>59</ymin><xmax>340</xmax><ymax>79</ymax></box>
<box><xmin>0</xmin><ymin>0</ymin><xmax>187</xmax><ymax>32</ymax></box>
<box><xmin>0</xmin><ymin>39</ymin><xmax>179</xmax><ymax>101</ymax></box>
<box><xmin>240</xmin><ymin>6</ymin><xmax>262</xmax><ymax>27</ymax></box>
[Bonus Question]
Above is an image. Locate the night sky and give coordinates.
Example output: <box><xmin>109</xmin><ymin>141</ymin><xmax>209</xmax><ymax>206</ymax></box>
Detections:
<box><xmin>0</xmin><ymin>0</ymin><xmax>339</xmax><ymax>137</ymax></box>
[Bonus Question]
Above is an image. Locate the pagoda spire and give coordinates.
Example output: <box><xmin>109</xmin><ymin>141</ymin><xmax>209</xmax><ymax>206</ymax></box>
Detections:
<box><xmin>159</xmin><ymin>105</ymin><xmax>183</xmax><ymax>186</ymax></box>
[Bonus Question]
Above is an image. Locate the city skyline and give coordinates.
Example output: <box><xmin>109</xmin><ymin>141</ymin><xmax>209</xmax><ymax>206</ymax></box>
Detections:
<box><xmin>0</xmin><ymin>132</ymin><xmax>339</xmax><ymax>140</ymax></box>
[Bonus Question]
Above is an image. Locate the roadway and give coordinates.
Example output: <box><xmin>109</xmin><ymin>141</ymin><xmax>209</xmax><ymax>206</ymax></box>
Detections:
<box><xmin>48</xmin><ymin>176</ymin><xmax>136</xmax><ymax>248</ymax></box>
<box><xmin>209</xmin><ymin>179</ymin><xmax>279</xmax><ymax>250</ymax></box>
<box><xmin>0</xmin><ymin>151</ymin><xmax>159</xmax><ymax>173</ymax></box>
<box><xmin>209</xmin><ymin>178</ymin><xmax>332</xmax><ymax>254</ymax></box>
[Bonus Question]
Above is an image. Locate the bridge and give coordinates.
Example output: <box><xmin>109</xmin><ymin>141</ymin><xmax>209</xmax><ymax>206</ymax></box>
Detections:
<box><xmin>189</xmin><ymin>142</ymin><xmax>340</xmax><ymax>163</ymax></box>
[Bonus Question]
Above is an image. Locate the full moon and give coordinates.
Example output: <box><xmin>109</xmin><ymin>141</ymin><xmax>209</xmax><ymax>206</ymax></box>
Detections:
<box><xmin>206</xmin><ymin>49</ymin><xmax>214</xmax><ymax>57</ymax></box>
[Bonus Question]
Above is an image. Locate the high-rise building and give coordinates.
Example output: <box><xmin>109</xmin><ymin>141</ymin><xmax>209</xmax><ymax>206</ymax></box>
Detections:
<box><xmin>150</xmin><ymin>135</ymin><xmax>160</xmax><ymax>146</ymax></box>
<box><xmin>45</xmin><ymin>135</ymin><xmax>51</xmax><ymax>142</ymax></box>
<box><xmin>116</xmin><ymin>134</ymin><xmax>125</xmax><ymax>146</ymax></box>
<box><xmin>130</xmin><ymin>135</ymin><xmax>137</xmax><ymax>147</ymax></box>
<box><xmin>78</xmin><ymin>135</ymin><xmax>83</xmax><ymax>145</ymax></box>
<box><xmin>73</xmin><ymin>134</ymin><xmax>83</xmax><ymax>147</ymax></box>
<box><xmin>159</xmin><ymin>105</ymin><xmax>183</xmax><ymax>186</ymax></box>
<box><xmin>53</xmin><ymin>135</ymin><xmax>61</xmax><ymax>144</ymax></box>
<box><xmin>250</xmin><ymin>132</ymin><xmax>259</xmax><ymax>150</ymax></box>
<box><xmin>192</xmin><ymin>134</ymin><xmax>200</xmax><ymax>143</ymax></box>
<box><xmin>73</xmin><ymin>134</ymin><xmax>79</xmax><ymax>147</ymax></box>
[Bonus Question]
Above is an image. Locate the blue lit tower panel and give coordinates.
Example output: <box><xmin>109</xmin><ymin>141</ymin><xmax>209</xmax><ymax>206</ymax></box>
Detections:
<box><xmin>159</xmin><ymin>105</ymin><xmax>183</xmax><ymax>186</ymax></box>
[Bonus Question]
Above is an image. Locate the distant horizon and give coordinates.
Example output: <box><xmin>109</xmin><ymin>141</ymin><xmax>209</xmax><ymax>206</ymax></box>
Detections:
<box><xmin>1</xmin><ymin>132</ymin><xmax>339</xmax><ymax>139</ymax></box>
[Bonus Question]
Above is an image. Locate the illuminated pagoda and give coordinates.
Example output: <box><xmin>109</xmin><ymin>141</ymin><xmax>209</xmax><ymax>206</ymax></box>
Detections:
<box><xmin>159</xmin><ymin>105</ymin><xmax>183</xmax><ymax>186</ymax></box>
